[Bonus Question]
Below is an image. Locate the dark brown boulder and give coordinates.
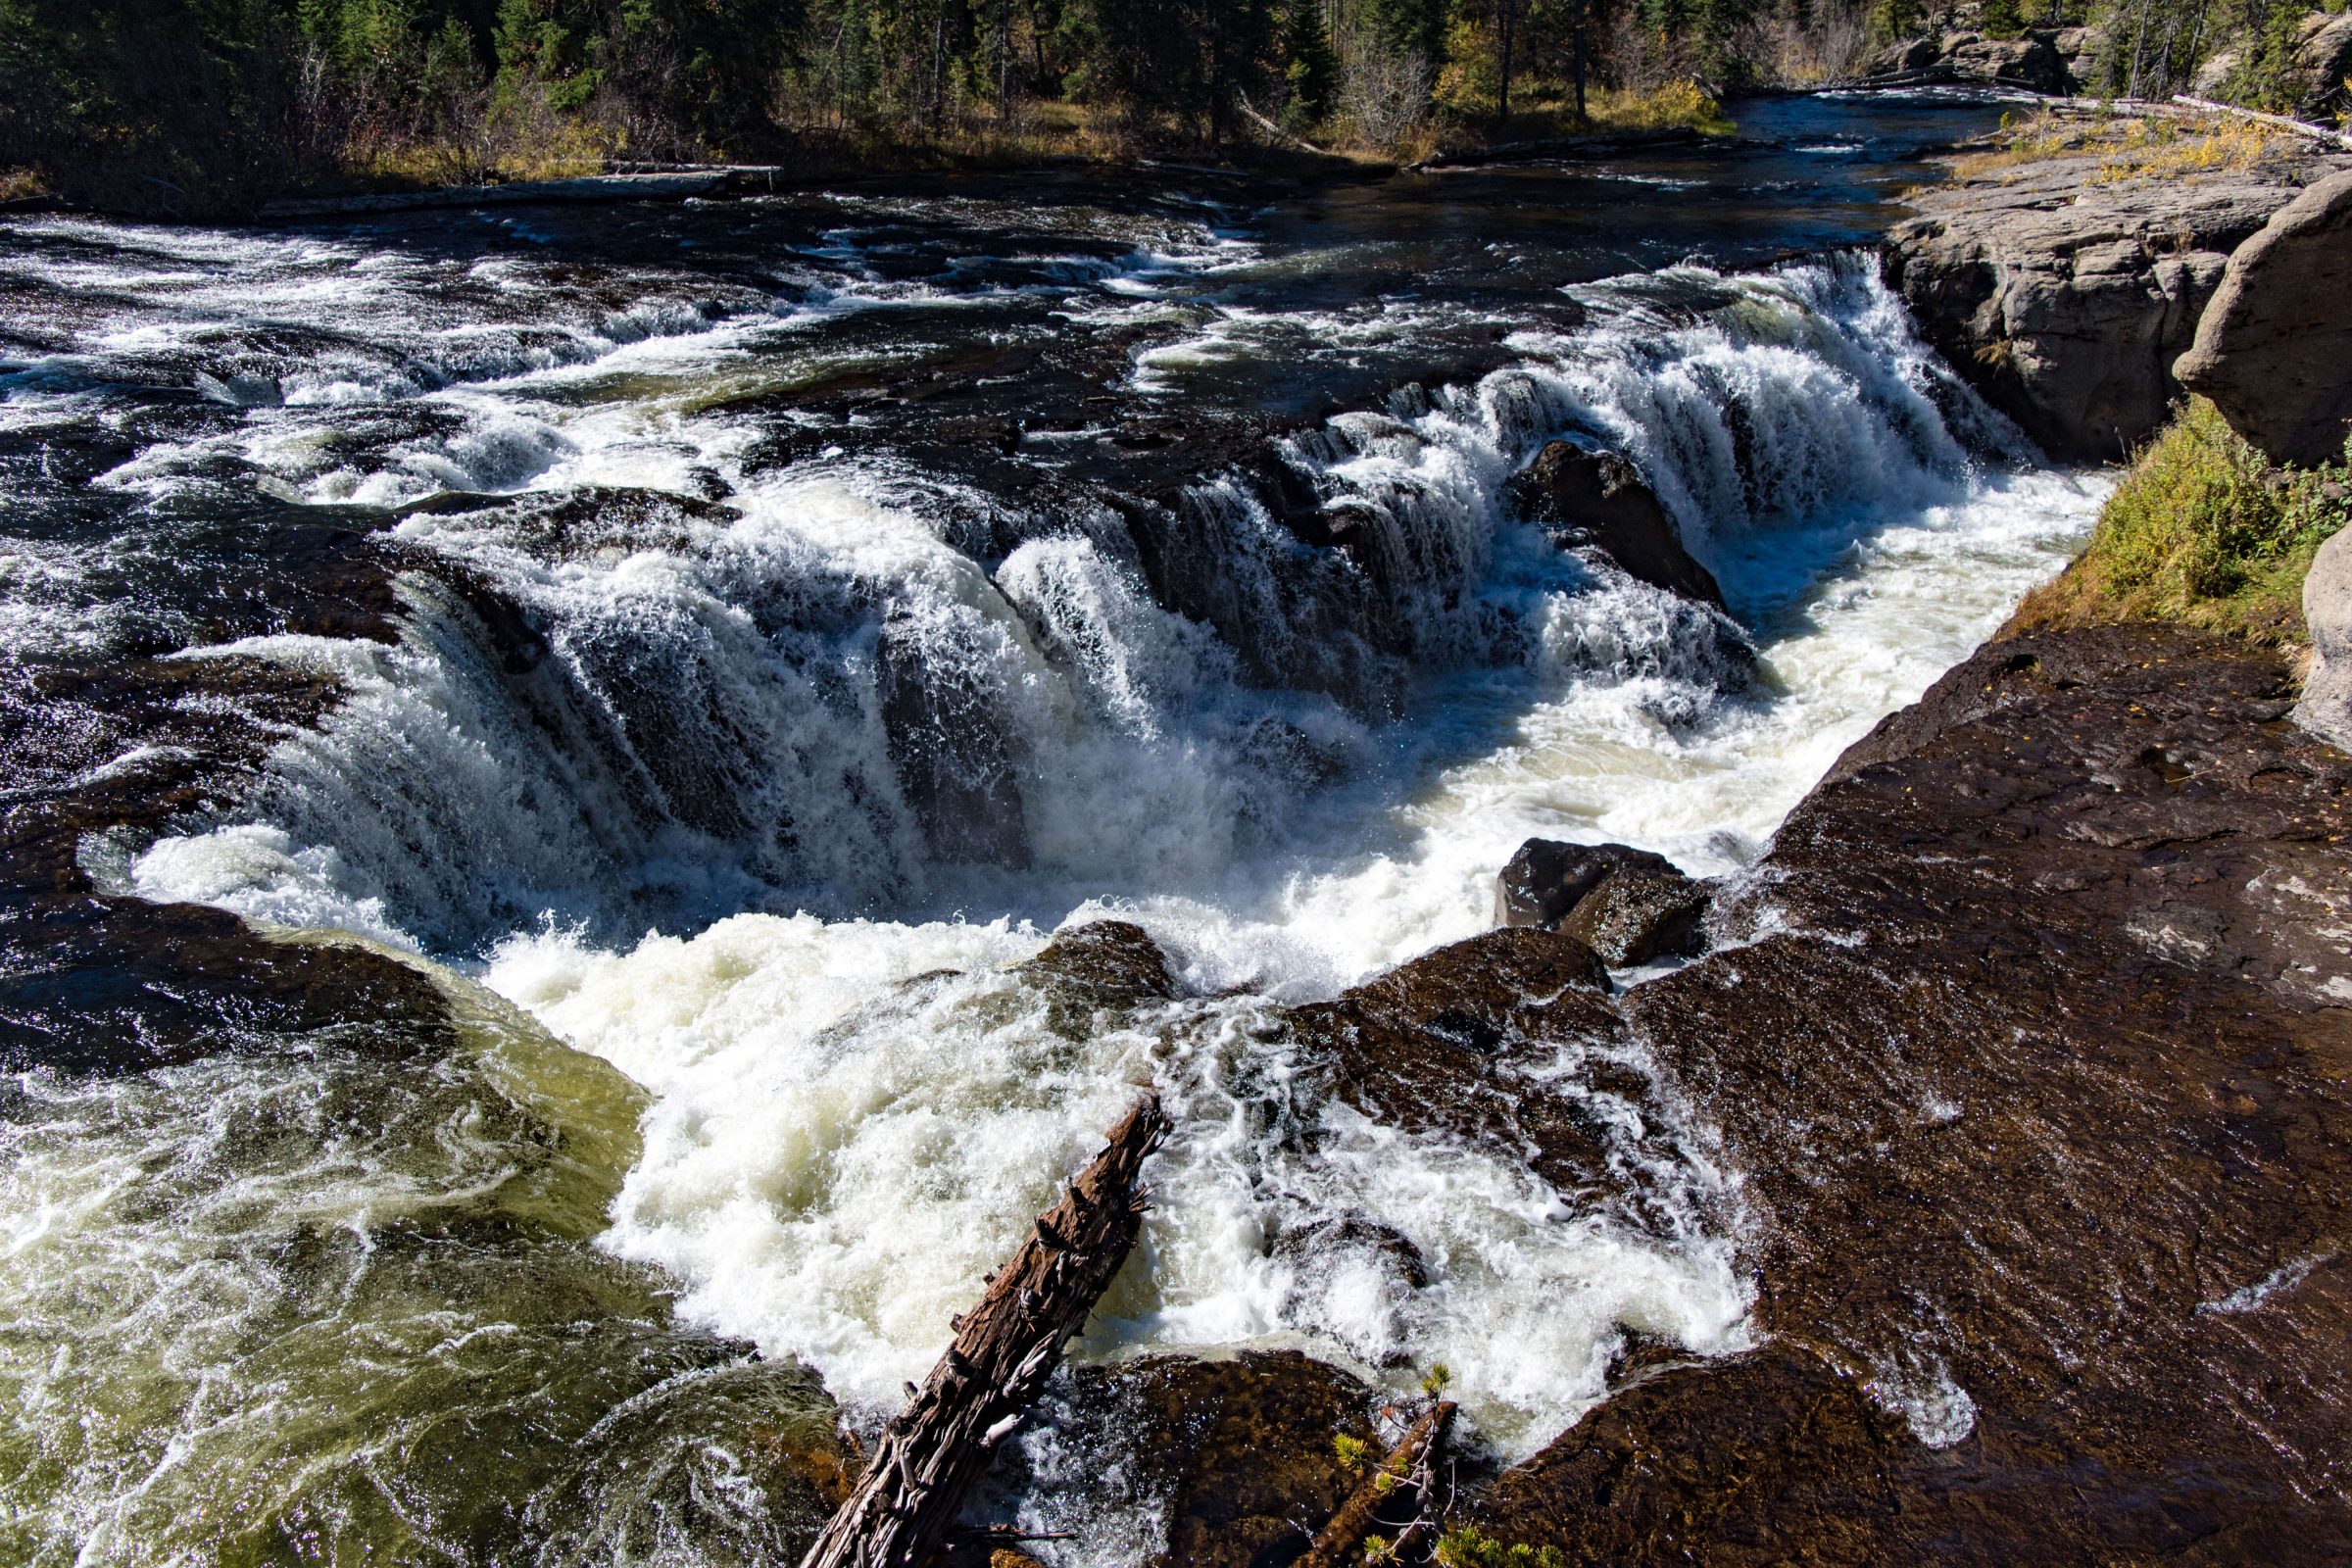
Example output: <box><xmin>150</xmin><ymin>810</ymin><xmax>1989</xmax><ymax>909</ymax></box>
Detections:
<box><xmin>1559</xmin><ymin>866</ymin><xmax>1711</xmax><ymax>966</ymax></box>
<box><xmin>1494</xmin><ymin>837</ymin><xmax>1679</xmax><ymax>930</ymax></box>
<box><xmin>1470</xmin><ymin>1346</ymin><xmax>1913</xmax><ymax>1563</ymax></box>
<box><xmin>1468</xmin><ymin>624</ymin><xmax>2352</xmax><ymax>1561</ymax></box>
<box><xmin>1017</xmin><ymin>919</ymin><xmax>1178</xmax><ymax>1004</ymax></box>
<box><xmin>1505</xmin><ymin>443</ymin><xmax>1727</xmax><ymax>610</ymax></box>
<box><xmin>2175</xmin><ymin>168</ymin><xmax>2352</xmax><ymax>467</ymax></box>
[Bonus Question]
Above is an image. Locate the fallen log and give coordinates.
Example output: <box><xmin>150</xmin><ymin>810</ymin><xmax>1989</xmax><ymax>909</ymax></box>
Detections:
<box><xmin>799</xmin><ymin>1092</ymin><xmax>1169</xmax><ymax>1568</ymax></box>
<box><xmin>1298</xmin><ymin>1399</ymin><xmax>1457</xmax><ymax>1568</ymax></box>
<box><xmin>1236</xmin><ymin>91</ymin><xmax>1329</xmax><ymax>155</ymax></box>
<box><xmin>2173</xmin><ymin>94</ymin><xmax>2352</xmax><ymax>151</ymax></box>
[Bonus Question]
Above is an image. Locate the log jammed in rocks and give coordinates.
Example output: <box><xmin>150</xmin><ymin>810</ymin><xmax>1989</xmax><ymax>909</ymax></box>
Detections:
<box><xmin>1298</xmin><ymin>1399</ymin><xmax>1456</xmax><ymax>1568</ymax></box>
<box><xmin>798</xmin><ymin>1093</ymin><xmax>1168</xmax><ymax>1568</ymax></box>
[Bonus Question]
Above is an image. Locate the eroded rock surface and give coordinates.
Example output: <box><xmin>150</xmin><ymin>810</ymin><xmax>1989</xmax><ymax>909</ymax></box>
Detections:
<box><xmin>1886</xmin><ymin>148</ymin><xmax>2349</xmax><ymax>460</ymax></box>
<box><xmin>1471</xmin><ymin>624</ymin><xmax>2352</xmax><ymax>1561</ymax></box>
<box><xmin>2176</xmin><ymin>168</ymin><xmax>2352</xmax><ymax>466</ymax></box>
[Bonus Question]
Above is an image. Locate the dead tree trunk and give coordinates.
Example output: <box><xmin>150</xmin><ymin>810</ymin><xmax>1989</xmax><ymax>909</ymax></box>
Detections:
<box><xmin>799</xmin><ymin>1093</ymin><xmax>1169</xmax><ymax>1568</ymax></box>
<box><xmin>1298</xmin><ymin>1400</ymin><xmax>1456</xmax><ymax>1568</ymax></box>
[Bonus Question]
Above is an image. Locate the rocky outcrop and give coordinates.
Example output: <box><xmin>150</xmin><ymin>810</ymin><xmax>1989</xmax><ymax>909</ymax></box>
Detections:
<box><xmin>1505</xmin><ymin>442</ymin><xmax>1727</xmax><ymax>609</ymax></box>
<box><xmin>2298</xmin><ymin>523</ymin><xmax>2352</xmax><ymax>748</ymax></box>
<box><xmin>2294</xmin><ymin>10</ymin><xmax>2352</xmax><ymax>118</ymax></box>
<box><xmin>988</xmin><ymin>626</ymin><xmax>2350</xmax><ymax>1560</ymax></box>
<box><xmin>1860</xmin><ymin>27</ymin><xmax>2081</xmax><ymax>93</ymax></box>
<box><xmin>1885</xmin><ymin>151</ymin><xmax>2345</xmax><ymax>461</ymax></box>
<box><xmin>2175</xmin><ymin>168</ymin><xmax>2352</xmax><ymax>466</ymax></box>
<box><xmin>1462</xmin><ymin>624</ymin><xmax>2352</xmax><ymax>1560</ymax></box>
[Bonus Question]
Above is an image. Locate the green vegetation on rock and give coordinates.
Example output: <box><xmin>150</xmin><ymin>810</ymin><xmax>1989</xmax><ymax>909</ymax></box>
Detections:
<box><xmin>2009</xmin><ymin>399</ymin><xmax>2352</xmax><ymax>645</ymax></box>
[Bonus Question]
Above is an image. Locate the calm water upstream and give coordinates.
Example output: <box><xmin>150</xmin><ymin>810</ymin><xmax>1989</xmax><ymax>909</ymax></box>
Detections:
<box><xmin>0</xmin><ymin>90</ymin><xmax>2107</xmax><ymax>1566</ymax></box>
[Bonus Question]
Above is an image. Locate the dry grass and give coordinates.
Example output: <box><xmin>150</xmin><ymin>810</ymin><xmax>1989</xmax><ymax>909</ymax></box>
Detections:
<box><xmin>1951</xmin><ymin>108</ymin><xmax>2294</xmax><ymax>185</ymax></box>
<box><xmin>0</xmin><ymin>168</ymin><xmax>49</xmax><ymax>202</ymax></box>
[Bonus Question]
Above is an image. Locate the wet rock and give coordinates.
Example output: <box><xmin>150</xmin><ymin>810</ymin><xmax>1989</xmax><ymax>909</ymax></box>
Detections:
<box><xmin>2296</xmin><ymin>523</ymin><xmax>2352</xmax><ymax>749</ymax></box>
<box><xmin>875</xmin><ymin>611</ymin><xmax>1031</xmax><ymax>866</ymax></box>
<box><xmin>1505</xmin><ymin>443</ymin><xmax>1726</xmax><ymax>610</ymax></box>
<box><xmin>1885</xmin><ymin>148</ymin><xmax>2348</xmax><ymax>460</ymax></box>
<box><xmin>1558</xmin><ymin>866</ymin><xmax>1711</xmax><ymax>966</ymax></box>
<box><xmin>1471</xmin><ymin>1346</ymin><xmax>1912</xmax><ymax>1563</ymax></box>
<box><xmin>1285</xmin><ymin>928</ymin><xmax>1654</xmax><ymax>1198</ymax></box>
<box><xmin>2175</xmin><ymin>168</ymin><xmax>2352</xmax><ymax>466</ymax></box>
<box><xmin>1472</xmin><ymin>624</ymin><xmax>2352</xmax><ymax>1559</ymax></box>
<box><xmin>999</xmin><ymin>1351</ymin><xmax>1384</xmax><ymax>1568</ymax></box>
<box><xmin>1494</xmin><ymin>837</ymin><xmax>1678</xmax><ymax>931</ymax></box>
<box><xmin>1014</xmin><ymin>919</ymin><xmax>1180</xmax><ymax>1036</ymax></box>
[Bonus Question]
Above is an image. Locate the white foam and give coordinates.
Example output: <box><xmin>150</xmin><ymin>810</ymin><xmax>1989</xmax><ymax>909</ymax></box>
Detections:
<box><xmin>85</xmin><ymin>248</ymin><xmax>2105</xmax><ymax>1484</ymax></box>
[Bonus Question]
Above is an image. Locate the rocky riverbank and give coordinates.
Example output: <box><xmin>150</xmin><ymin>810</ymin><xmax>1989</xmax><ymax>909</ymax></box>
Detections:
<box><xmin>1051</xmin><ymin>615</ymin><xmax>2352</xmax><ymax>1564</ymax></box>
<box><xmin>1885</xmin><ymin>116</ymin><xmax>2352</xmax><ymax>462</ymax></box>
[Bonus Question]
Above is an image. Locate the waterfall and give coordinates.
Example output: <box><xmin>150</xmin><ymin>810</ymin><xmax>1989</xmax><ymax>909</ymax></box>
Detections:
<box><xmin>118</xmin><ymin>255</ymin><xmax>2028</xmax><ymax>956</ymax></box>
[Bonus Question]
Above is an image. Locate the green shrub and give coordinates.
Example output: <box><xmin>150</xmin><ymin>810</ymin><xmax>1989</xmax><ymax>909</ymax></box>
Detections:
<box><xmin>1433</xmin><ymin>1526</ymin><xmax>1566</xmax><ymax>1568</ymax></box>
<box><xmin>2008</xmin><ymin>400</ymin><xmax>2352</xmax><ymax>644</ymax></box>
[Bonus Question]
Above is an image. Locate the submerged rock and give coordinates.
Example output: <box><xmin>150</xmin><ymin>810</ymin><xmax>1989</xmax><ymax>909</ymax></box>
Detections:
<box><xmin>1469</xmin><ymin>624</ymin><xmax>2352</xmax><ymax>1560</ymax></box>
<box><xmin>1506</xmin><ymin>442</ymin><xmax>1726</xmax><ymax>610</ymax></box>
<box><xmin>2176</xmin><ymin>168</ymin><xmax>2352</xmax><ymax>467</ymax></box>
<box><xmin>876</xmin><ymin>611</ymin><xmax>1032</xmax><ymax>867</ymax></box>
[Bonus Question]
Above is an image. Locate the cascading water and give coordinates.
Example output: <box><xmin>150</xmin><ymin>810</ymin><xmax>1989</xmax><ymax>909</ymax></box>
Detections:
<box><xmin>1</xmin><ymin>97</ymin><xmax>2110</xmax><ymax>1568</ymax></box>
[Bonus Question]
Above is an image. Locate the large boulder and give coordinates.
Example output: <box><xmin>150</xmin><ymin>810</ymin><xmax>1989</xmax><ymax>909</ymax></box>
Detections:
<box><xmin>1465</xmin><ymin>624</ymin><xmax>2352</xmax><ymax>1560</ymax></box>
<box><xmin>1494</xmin><ymin>836</ymin><xmax>1681</xmax><ymax>930</ymax></box>
<box><xmin>1505</xmin><ymin>443</ymin><xmax>1727</xmax><ymax>609</ymax></box>
<box><xmin>2174</xmin><ymin>169</ymin><xmax>2352</xmax><ymax>467</ymax></box>
<box><xmin>2298</xmin><ymin>523</ymin><xmax>2352</xmax><ymax>749</ymax></box>
<box><xmin>1885</xmin><ymin>157</ymin><xmax>2322</xmax><ymax>461</ymax></box>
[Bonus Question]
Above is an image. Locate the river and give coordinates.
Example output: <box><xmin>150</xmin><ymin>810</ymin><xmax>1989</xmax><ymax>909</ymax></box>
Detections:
<box><xmin>0</xmin><ymin>91</ymin><xmax>2106</xmax><ymax>1566</ymax></box>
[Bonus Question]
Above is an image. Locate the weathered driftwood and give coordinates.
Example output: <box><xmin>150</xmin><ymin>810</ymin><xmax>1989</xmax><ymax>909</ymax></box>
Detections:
<box><xmin>1236</xmin><ymin>91</ymin><xmax>1329</xmax><ymax>155</ymax></box>
<box><xmin>799</xmin><ymin>1093</ymin><xmax>1168</xmax><ymax>1568</ymax></box>
<box><xmin>1297</xmin><ymin>1399</ymin><xmax>1457</xmax><ymax>1568</ymax></box>
<box><xmin>2173</xmin><ymin>94</ymin><xmax>2352</xmax><ymax>150</ymax></box>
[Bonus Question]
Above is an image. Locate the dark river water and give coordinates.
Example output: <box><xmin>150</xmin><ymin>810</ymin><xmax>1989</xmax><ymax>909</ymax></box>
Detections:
<box><xmin>0</xmin><ymin>89</ymin><xmax>2111</xmax><ymax>1567</ymax></box>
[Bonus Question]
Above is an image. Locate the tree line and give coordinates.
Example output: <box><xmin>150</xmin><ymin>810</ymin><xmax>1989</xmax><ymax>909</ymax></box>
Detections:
<box><xmin>0</xmin><ymin>0</ymin><xmax>2341</xmax><ymax>214</ymax></box>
